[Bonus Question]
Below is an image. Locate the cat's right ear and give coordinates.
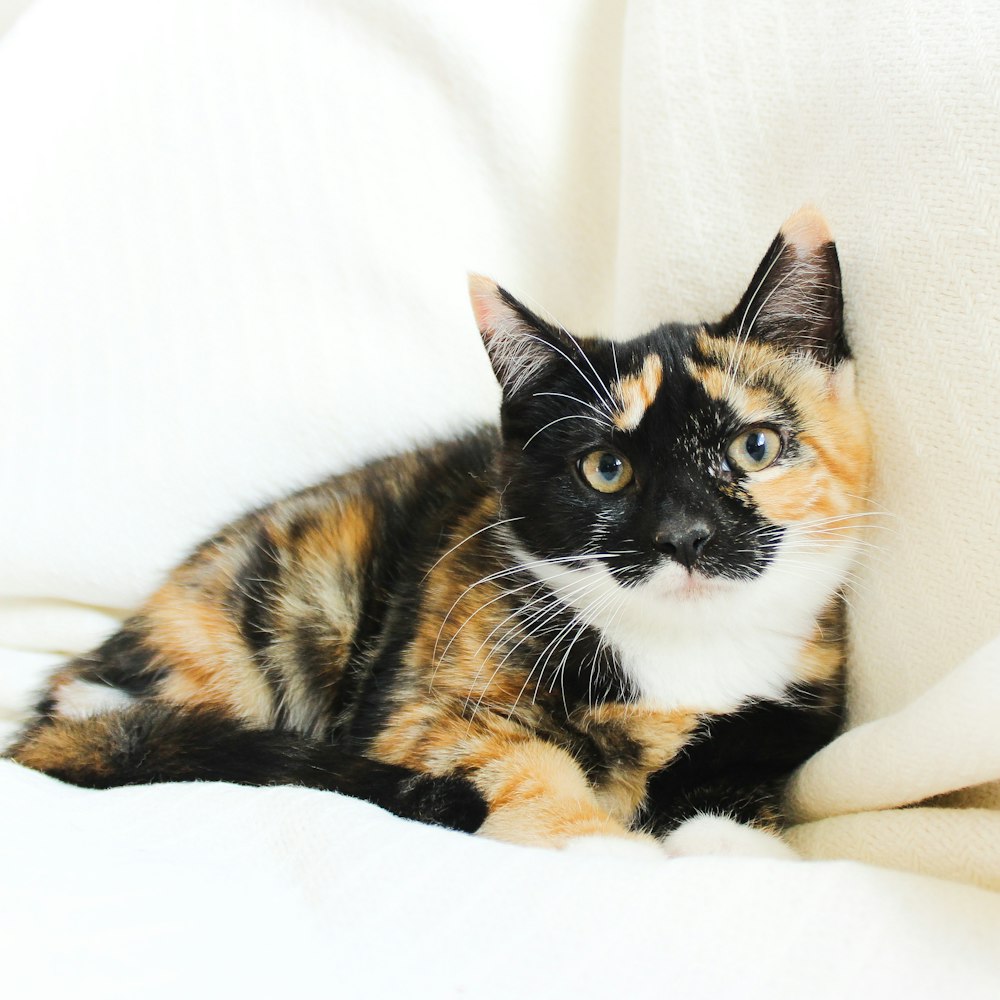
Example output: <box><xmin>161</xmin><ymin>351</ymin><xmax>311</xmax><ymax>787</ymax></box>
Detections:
<box><xmin>468</xmin><ymin>275</ymin><xmax>570</xmax><ymax>399</ymax></box>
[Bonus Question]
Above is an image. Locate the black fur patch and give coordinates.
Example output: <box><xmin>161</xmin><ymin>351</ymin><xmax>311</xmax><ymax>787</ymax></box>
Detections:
<box><xmin>21</xmin><ymin>703</ymin><xmax>487</xmax><ymax>833</ymax></box>
<box><xmin>721</xmin><ymin>230</ymin><xmax>849</xmax><ymax>365</ymax></box>
<box><xmin>34</xmin><ymin>626</ymin><xmax>164</xmax><ymax>718</ymax></box>
<box><xmin>640</xmin><ymin>681</ymin><xmax>844</xmax><ymax>834</ymax></box>
<box><xmin>232</xmin><ymin>526</ymin><xmax>283</xmax><ymax>654</ymax></box>
<box><xmin>495</xmin><ymin>324</ymin><xmax>779</xmax><ymax>592</ymax></box>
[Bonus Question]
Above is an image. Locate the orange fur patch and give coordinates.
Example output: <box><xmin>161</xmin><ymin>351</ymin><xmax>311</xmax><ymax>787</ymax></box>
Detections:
<box><xmin>468</xmin><ymin>735</ymin><xmax>645</xmax><ymax>847</ymax></box>
<box><xmin>692</xmin><ymin>332</ymin><xmax>872</xmax><ymax>536</ymax></box>
<box><xmin>9</xmin><ymin>717</ymin><xmax>116</xmax><ymax>780</ymax></box>
<box><xmin>613</xmin><ymin>354</ymin><xmax>663</xmax><ymax>431</ymax></box>
<box><xmin>147</xmin><ymin>582</ymin><xmax>274</xmax><ymax>722</ymax></box>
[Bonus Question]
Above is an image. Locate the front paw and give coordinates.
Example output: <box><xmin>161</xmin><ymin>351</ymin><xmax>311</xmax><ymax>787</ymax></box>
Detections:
<box><xmin>661</xmin><ymin>814</ymin><xmax>799</xmax><ymax>860</ymax></box>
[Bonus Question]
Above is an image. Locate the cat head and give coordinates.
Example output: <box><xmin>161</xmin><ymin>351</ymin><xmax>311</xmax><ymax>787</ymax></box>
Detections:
<box><xmin>469</xmin><ymin>207</ymin><xmax>871</xmax><ymax>636</ymax></box>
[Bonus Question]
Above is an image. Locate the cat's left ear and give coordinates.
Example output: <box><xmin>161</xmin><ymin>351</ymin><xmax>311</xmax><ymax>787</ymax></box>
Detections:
<box><xmin>728</xmin><ymin>206</ymin><xmax>849</xmax><ymax>365</ymax></box>
<box><xmin>469</xmin><ymin>275</ymin><xmax>578</xmax><ymax>399</ymax></box>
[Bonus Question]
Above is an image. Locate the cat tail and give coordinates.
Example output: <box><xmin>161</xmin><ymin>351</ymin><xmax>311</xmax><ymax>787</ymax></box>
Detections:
<box><xmin>5</xmin><ymin>703</ymin><xmax>487</xmax><ymax>833</ymax></box>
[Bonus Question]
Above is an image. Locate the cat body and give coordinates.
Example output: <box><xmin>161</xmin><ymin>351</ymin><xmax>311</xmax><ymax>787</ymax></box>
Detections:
<box><xmin>8</xmin><ymin>207</ymin><xmax>871</xmax><ymax>854</ymax></box>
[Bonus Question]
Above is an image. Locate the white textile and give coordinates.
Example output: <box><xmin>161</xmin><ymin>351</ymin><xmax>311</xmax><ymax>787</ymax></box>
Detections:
<box><xmin>2</xmin><ymin>0</ymin><xmax>1000</xmax><ymax>995</ymax></box>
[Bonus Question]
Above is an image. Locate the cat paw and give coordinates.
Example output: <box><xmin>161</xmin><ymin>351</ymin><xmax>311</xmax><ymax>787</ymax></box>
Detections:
<box><xmin>660</xmin><ymin>815</ymin><xmax>799</xmax><ymax>860</ymax></box>
<box><xmin>398</xmin><ymin>774</ymin><xmax>489</xmax><ymax>833</ymax></box>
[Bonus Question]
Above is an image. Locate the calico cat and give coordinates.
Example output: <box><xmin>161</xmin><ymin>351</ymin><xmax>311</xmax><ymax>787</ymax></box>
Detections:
<box><xmin>7</xmin><ymin>206</ymin><xmax>871</xmax><ymax>856</ymax></box>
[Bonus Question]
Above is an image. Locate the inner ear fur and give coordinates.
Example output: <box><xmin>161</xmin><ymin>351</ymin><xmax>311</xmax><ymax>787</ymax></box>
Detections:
<box><xmin>725</xmin><ymin>206</ymin><xmax>850</xmax><ymax>365</ymax></box>
<box><xmin>468</xmin><ymin>275</ymin><xmax>584</xmax><ymax>398</ymax></box>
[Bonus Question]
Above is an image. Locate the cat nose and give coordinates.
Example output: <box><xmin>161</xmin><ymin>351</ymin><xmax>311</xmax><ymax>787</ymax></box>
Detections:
<box><xmin>652</xmin><ymin>520</ymin><xmax>716</xmax><ymax>569</ymax></box>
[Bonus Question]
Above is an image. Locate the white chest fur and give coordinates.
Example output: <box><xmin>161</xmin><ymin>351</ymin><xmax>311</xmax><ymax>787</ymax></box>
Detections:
<box><xmin>608</xmin><ymin>615</ymin><xmax>804</xmax><ymax>713</ymax></box>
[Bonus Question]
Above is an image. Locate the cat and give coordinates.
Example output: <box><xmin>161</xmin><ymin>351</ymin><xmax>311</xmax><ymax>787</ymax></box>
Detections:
<box><xmin>6</xmin><ymin>206</ymin><xmax>871</xmax><ymax>857</ymax></box>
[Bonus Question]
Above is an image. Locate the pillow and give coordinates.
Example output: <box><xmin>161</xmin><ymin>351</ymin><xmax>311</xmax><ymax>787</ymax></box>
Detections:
<box><xmin>0</xmin><ymin>0</ymin><xmax>619</xmax><ymax>615</ymax></box>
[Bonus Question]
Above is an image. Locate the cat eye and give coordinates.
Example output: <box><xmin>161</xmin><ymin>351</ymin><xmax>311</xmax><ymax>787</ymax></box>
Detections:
<box><xmin>726</xmin><ymin>426</ymin><xmax>783</xmax><ymax>473</ymax></box>
<box><xmin>579</xmin><ymin>450</ymin><xmax>634</xmax><ymax>494</ymax></box>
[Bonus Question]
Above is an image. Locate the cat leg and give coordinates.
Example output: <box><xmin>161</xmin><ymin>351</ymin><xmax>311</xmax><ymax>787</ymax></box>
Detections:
<box><xmin>635</xmin><ymin>746</ymin><xmax>798</xmax><ymax>858</ymax></box>
<box><xmin>452</xmin><ymin>734</ymin><xmax>660</xmax><ymax>852</ymax></box>
<box><xmin>471</xmin><ymin>738</ymin><xmax>796</xmax><ymax>858</ymax></box>
<box><xmin>374</xmin><ymin>706</ymin><xmax>663</xmax><ymax>852</ymax></box>
<box><xmin>6</xmin><ymin>703</ymin><xmax>487</xmax><ymax>832</ymax></box>
<box><xmin>644</xmin><ymin>767</ymin><xmax>799</xmax><ymax>859</ymax></box>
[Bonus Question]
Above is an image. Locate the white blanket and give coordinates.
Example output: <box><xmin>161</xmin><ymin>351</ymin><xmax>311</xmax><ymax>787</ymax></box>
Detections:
<box><xmin>2</xmin><ymin>0</ymin><xmax>1000</xmax><ymax>994</ymax></box>
<box><xmin>2</xmin><ymin>734</ymin><xmax>1000</xmax><ymax>999</ymax></box>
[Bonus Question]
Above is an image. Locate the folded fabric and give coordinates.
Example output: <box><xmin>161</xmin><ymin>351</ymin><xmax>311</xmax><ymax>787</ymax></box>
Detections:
<box><xmin>789</xmin><ymin>634</ymin><xmax>1000</xmax><ymax>822</ymax></box>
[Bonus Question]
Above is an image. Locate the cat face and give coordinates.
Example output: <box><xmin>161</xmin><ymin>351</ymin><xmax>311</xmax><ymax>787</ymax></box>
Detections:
<box><xmin>471</xmin><ymin>208</ymin><xmax>871</xmax><ymax>622</ymax></box>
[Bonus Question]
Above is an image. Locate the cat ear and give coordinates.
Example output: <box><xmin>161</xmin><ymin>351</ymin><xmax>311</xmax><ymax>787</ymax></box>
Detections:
<box><xmin>729</xmin><ymin>206</ymin><xmax>849</xmax><ymax>364</ymax></box>
<box><xmin>469</xmin><ymin>275</ymin><xmax>572</xmax><ymax>398</ymax></box>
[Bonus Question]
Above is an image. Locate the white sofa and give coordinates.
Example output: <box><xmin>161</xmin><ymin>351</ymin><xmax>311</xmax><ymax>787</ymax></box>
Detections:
<box><xmin>2</xmin><ymin>2</ymin><xmax>999</xmax><ymax>995</ymax></box>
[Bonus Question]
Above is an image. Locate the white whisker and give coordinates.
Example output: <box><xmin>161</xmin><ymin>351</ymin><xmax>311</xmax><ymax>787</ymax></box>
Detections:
<box><xmin>523</xmin><ymin>413</ymin><xmax>608</xmax><ymax>450</ymax></box>
<box><xmin>421</xmin><ymin>516</ymin><xmax>525</xmax><ymax>581</ymax></box>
